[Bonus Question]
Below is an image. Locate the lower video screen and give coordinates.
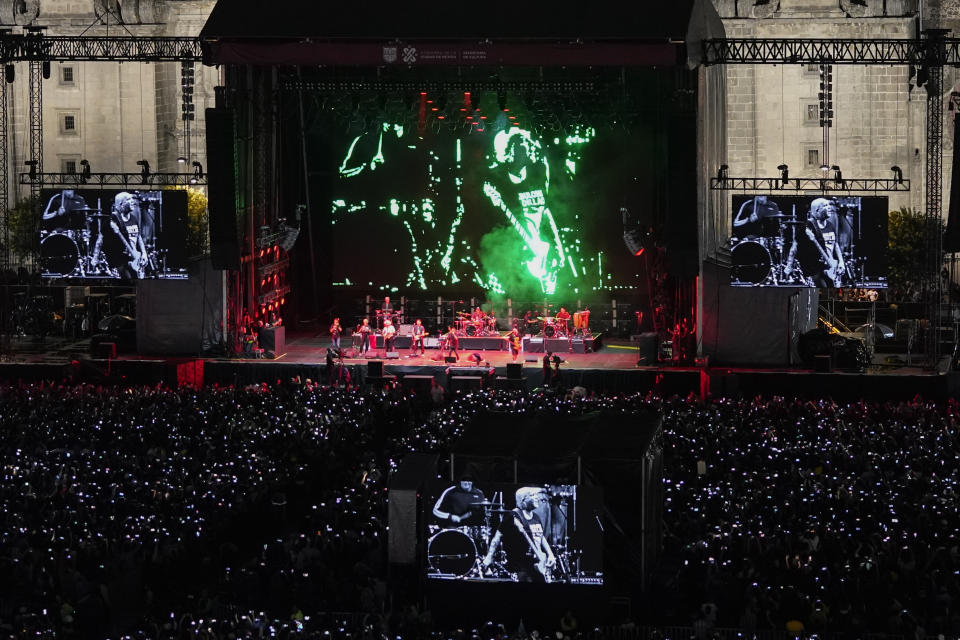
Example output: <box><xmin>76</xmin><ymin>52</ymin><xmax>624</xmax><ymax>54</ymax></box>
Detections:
<box><xmin>38</xmin><ymin>188</ymin><xmax>189</xmax><ymax>280</ymax></box>
<box><xmin>425</xmin><ymin>480</ymin><xmax>603</xmax><ymax>585</ymax></box>
<box><xmin>729</xmin><ymin>195</ymin><xmax>888</xmax><ymax>289</ymax></box>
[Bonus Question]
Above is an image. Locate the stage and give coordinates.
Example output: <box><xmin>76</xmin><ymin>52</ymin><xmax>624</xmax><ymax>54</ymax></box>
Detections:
<box><xmin>0</xmin><ymin>329</ymin><xmax>958</xmax><ymax>401</ymax></box>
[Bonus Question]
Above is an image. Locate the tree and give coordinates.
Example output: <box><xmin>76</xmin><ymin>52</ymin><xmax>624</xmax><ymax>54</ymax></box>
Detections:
<box><xmin>887</xmin><ymin>206</ymin><xmax>943</xmax><ymax>301</ymax></box>
<box><xmin>6</xmin><ymin>197</ymin><xmax>40</xmax><ymax>265</ymax></box>
<box><xmin>165</xmin><ymin>186</ymin><xmax>209</xmax><ymax>258</ymax></box>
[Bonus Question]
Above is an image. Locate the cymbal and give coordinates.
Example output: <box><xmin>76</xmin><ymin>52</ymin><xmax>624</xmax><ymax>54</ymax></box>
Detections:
<box><xmin>470</xmin><ymin>500</ymin><xmax>503</xmax><ymax>506</ymax></box>
<box><xmin>763</xmin><ymin>213</ymin><xmax>792</xmax><ymax>219</ymax></box>
<box><xmin>782</xmin><ymin>220</ymin><xmax>806</xmax><ymax>225</ymax></box>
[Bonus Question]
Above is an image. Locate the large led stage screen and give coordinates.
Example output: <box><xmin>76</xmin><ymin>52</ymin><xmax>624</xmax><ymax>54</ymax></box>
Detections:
<box><xmin>324</xmin><ymin>106</ymin><xmax>668</xmax><ymax>297</ymax></box>
<box><xmin>729</xmin><ymin>195</ymin><xmax>888</xmax><ymax>289</ymax></box>
<box><xmin>425</xmin><ymin>480</ymin><xmax>603</xmax><ymax>585</ymax></box>
<box><xmin>39</xmin><ymin>189</ymin><xmax>189</xmax><ymax>280</ymax></box>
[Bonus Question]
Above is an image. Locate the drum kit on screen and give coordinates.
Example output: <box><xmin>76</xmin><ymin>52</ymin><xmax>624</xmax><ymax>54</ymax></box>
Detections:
<box><xmin>426</xmin><ymin>491</ymin><xmax>579</xmax><ymax>584</ymax></box>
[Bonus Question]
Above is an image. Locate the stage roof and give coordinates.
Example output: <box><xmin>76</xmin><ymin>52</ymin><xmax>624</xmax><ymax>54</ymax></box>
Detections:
<box><xmin>200</xmin><ymin>1</ymin><xmax>720</xmax><ymax>67</ymax></box>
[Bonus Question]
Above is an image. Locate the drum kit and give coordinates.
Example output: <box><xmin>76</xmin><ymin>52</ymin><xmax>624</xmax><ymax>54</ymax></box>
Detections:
<box><xmin>454</xmin><ymin>311</ymin><xmax>497</xmax><ymax>337</ymax></box>
<box><xmin>426</xmin><ymin>492</ymin><xmax>580</xmax><ymax>583</ymax></box>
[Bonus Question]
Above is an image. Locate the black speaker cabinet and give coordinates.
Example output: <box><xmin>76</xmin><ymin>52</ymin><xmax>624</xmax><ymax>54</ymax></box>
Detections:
<box><xmin>506</xmin><ymin>362</ymin><xmax>523</xmax><ymax>379</ymax></box>
<box><xmin>444</xmin><ymin>356</ymin><xmax>457</xmax><ymax>363</ymax></box>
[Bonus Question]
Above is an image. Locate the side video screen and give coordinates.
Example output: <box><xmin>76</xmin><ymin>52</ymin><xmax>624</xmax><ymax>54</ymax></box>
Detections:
<box><xmin>425</xmin><ymin>480</ymin><xmax>603</xmax><ymax>585</ymax></box>
<box><xmin>729</xmin><ymin>195</ymin><xmax>888</xmax><ymax>289</ymax></box>
<box><xmin>39</xmin><ymin>189</ymin><xmax>189</xmax><ymax>280</ymax></box>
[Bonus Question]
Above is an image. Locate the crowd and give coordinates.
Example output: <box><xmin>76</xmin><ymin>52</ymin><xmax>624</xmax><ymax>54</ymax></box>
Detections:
<box><xmin>0</xmin><ymin>379</ymin><xmax>958</xmax><ymax>638</ymax></box>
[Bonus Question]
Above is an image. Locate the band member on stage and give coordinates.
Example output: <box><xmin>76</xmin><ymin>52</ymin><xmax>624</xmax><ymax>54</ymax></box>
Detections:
<box><xmin>483</xmin><ymin>486</ymin><xmax>557</xmax><ymax>583</ymax></box>
<box><xmin>444</xmin><ymin>325</ymin><xmax>460</xmax><ymax>361</ymax></box>
<box><xmin>471</xmin><ymin>306</ymin><xmax>485</xmax><ymax>323</ymax></box>
<box><xmin>543</xmin><ymin>352</ymin><xmax>553</xmax><ymax>387</ymax></box>
<box><xmin>411</xmin><ymin>318</ymin><xmax>427</xmax><ymax>356</ymax></box>
<box><xmin>382</xmin><ymin>318</ymin><xmax>397</xmax><ymax>352</ymax></box>
<box><xmin>509</xmin><ymin>327</ymin><xmax>522</xmax><ymax>361</ymax></box>
<box><xmin>330</xmin><ymin>318</ymin><xmax>342</xmax><ymax>351</ymax></box>
<box><xmin>555</xmin><ymin>307</ymin><xmax>571</xmax><ymax>335</ymax></box>
<box><xmin>487</xmin><ymin>309</ymin><xmax>498</xmax><ymax>333</ymax></box>
<box><xmin>358</xmin><ymin>317</ymin><xmax>372</xmax><ymax>356</ymax></box>
<box><xmin>432</xmin><ymin>474</ymin><xmax>486</xmax><ymax>527</ymax></box>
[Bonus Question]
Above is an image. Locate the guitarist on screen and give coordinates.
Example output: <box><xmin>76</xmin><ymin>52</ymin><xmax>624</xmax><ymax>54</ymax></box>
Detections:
<box><xmin>803</xmin><ymin>197</ymin><xmax>845</xmax><ymax>288</ymax></box>
<box><xmin>483</xmin><ymin>486</ymin><xmax>556</xmax><ymax>583</ymax></box>
<box><xmin>107</xmin><ymin>191</ymin><xmax>149</xmax><ymax>279</ymax></box>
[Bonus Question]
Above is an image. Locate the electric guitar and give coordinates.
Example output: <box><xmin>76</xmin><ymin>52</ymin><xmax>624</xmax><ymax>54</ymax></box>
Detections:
<box><xmin>805</xmin><ymin>227</ymin><xmax>842</xmax><ymax>287</ymax></box>
<box><xmin>511</xmin><ymin>511</ymin><xmax>553</xmax><ymax>583</ymax></box>
<box><xmin>110</xmin><ymin>220</ymin><xmax>147</xmax><ymax>278</ymax></box>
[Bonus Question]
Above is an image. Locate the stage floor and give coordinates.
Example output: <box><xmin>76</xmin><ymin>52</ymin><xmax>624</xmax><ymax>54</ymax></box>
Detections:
<box><xmin>0</xmin><ymin>330</ymin><xmax>956</xmax><ymax>401</ymax></box>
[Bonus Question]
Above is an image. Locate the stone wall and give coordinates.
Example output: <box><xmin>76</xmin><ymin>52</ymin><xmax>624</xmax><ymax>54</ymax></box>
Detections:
<box><xmin>709</xmin><ymin>0</ymin><xmax>960</xmax><ymax>248</ymax></box>
<box><xmin>3</xmin><ymin>0</ymin><xmax>216</xmax><ymax>206</ymax></box>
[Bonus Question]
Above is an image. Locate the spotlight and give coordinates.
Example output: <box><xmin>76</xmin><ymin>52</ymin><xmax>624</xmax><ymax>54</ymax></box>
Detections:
<box><xmin>79</xmin><ymin>159</ymin><xmax>91</xmax><ymax>182</ymax></box>
<box><xmin>777</xmin><ymin>163</ymin><xmax>789</xmax><ymax>185</ymax></box>
<box><xmin>819</xmin><ymin>163</ymin><xmax>830</xmax><ymax>172</ymax></box>
<box><xmin>717</xmin><ymin>164</ymin><xmax>729</xmax><ymax>181</ymax></box>
<box><xmin>177</xmin><ymin>156</ymin><xmax>187</xmax><ymax>164</ymax></box>
<box><xmin>891</xmin><ymin>165</ymin><xmax>903</xmax><ymax>184</ymax></box>
<box><xmin>136</xmin><ymin>159</ymin><xmax>150</xmax><ymax>184</ymax></box>
<box><xmin>831</xmin><ymin>165</ymin><xmax>842</xmax><ymax>181</ymax></box>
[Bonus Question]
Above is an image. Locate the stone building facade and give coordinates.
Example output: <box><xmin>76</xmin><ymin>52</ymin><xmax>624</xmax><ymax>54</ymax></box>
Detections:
<box><xmin>712</xmin><ymin>0</ymin><xmax>960</xmax><ymax>246</ymax></box>
<box><xmin>3</xmin><ymin>0</ymin><xmax>217</xmax><ymax>207</ymax></box>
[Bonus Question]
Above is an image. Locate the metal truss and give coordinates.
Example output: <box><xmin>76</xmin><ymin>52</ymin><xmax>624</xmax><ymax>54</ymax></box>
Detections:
<box><xmin>19</xmin><ymin>172</ymin><xmax>206</xmax><ymax>187</ymax></box>
<box><xmin>257</xmin><ymin>284</ymin><xmax>290</xmax><ymax>307</ymax></box>
<box><xmin>281</xmin><ymin>79</ymin><xmax>598</xmax><ymax>93</ymax></box>
<box><xmin>926</xmin><ymin>58</ymin><xmax>945</xmax><ymax>367</ymax></box>
<box><xmin>710</xmin><ymin>177</ymin><xmax>910</xmax><ymax>192</ymax></box>
<box><xmin>702</xmin><ymin>37</ymin><xmax>958</xmax><ymax>65</ymax></box>
<box><xmin>4</xmin><ymin>35</ymin><xmax>202</xmax><ymax>62</ymax></box>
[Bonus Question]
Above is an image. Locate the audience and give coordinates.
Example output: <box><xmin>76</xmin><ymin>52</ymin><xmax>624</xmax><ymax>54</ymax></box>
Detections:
<box><xmin>0</xmin><ymin>381</ymin><xmax>957</xmax><ymax>638</ymax></box>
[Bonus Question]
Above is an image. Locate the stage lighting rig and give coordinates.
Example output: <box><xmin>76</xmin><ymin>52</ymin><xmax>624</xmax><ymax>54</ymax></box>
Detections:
<box><xmin>136</xmin><ymin>159</ymin><xmax>150</xmax><ymax>184</ymax></box>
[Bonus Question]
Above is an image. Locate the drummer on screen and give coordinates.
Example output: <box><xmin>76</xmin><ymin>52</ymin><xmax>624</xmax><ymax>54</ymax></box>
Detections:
<box><xmin>732</xmin><ymin>195</ymin><xmax>782</xmax><ymax>238</ymax></box>
<box><xmin>433</xmin><ymin>474</ymin><xmax>486</xmax><ymax>527</ymax></box>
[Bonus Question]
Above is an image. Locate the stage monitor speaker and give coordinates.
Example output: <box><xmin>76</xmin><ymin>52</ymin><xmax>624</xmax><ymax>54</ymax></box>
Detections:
<box><xmin>506</xmin><ymin>362</ymin><xmax>523</xmax><ymax>379</ymax></box>
<box><xmin>367</xmin><ymin>360</ymin><xmax>384</xmax><ymax>377</ymax></box>
<box><xmin>636</xmin><ymin>332</ymin><xmax>659</xmax><ymax>365</ymax></box>
<box><xmin>814</xmin><ymin>354</ymin><xmax>832</xmax><ymax>372</ymax></box>
<box><xmin>402</xmin><ymin>374</ymin><xmax>434</xmax><ymax>393</ymax></box>
<box><xmin>386</xmin><ymin>351</ymin><xmax>400</xmax><ymax>359</ymax></box>
<box><xmin>450</xmin><ymin>375</ymin><xmax>483</xmax><ymax>393</ymax></box>
<box><xmin>444</xmin><ymin>356</ymin><xmax>457</xmax><ymax>363</ymax></box>
<box><xmin>524</xmin><ymin>355</ymin><xmax>538</xmax><ymax>363</ymax></box>
<box><xmin>93</xmin><ymin>342</ymin><xmax>116</xmax><ymax>359</ymax></box>
<box><xmin>205</xmin><ymin>107</ymin><xmax>240</xmax><ymax>270</ymax></box>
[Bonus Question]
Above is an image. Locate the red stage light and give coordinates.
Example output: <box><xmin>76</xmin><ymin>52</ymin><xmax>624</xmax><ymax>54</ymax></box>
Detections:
<box><xmin>437</xmin><ymin>115</ymin><xmax>445</xmax><ymax>119</ymax></box>
<box><xmin>280</xmin><ymin>297</ymin><xmax>285</xmax><ymax>305</ymax></box>
<box><xmin>259</xmin><ymin>249</ymin><xmax>264</xmax><ymax>257</ymax></box>
<box><xmin>260</xmin><ymin>279</ymin><xmax>265</xmax><ymax>287</ymax></box>
<box><xmin>635</xmin><ymin>247</ymin><xmax>645</xmax><ymax>257</ymax></box>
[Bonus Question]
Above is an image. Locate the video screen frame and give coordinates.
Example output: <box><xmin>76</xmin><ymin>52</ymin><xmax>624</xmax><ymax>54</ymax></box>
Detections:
<box><xmin>38</xmin><ymin>188</ymin><xmax>189</xmax><ymax>281</ymax></box>
<box><xmin>729</xmin><ymin>195</ymin><xmax>888</xmax><ymax>289</ymax></box>
<box><xmin>425</xmin><ymin>479</ymin><xmax>603</xmax><ymax>585</ymax></box>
